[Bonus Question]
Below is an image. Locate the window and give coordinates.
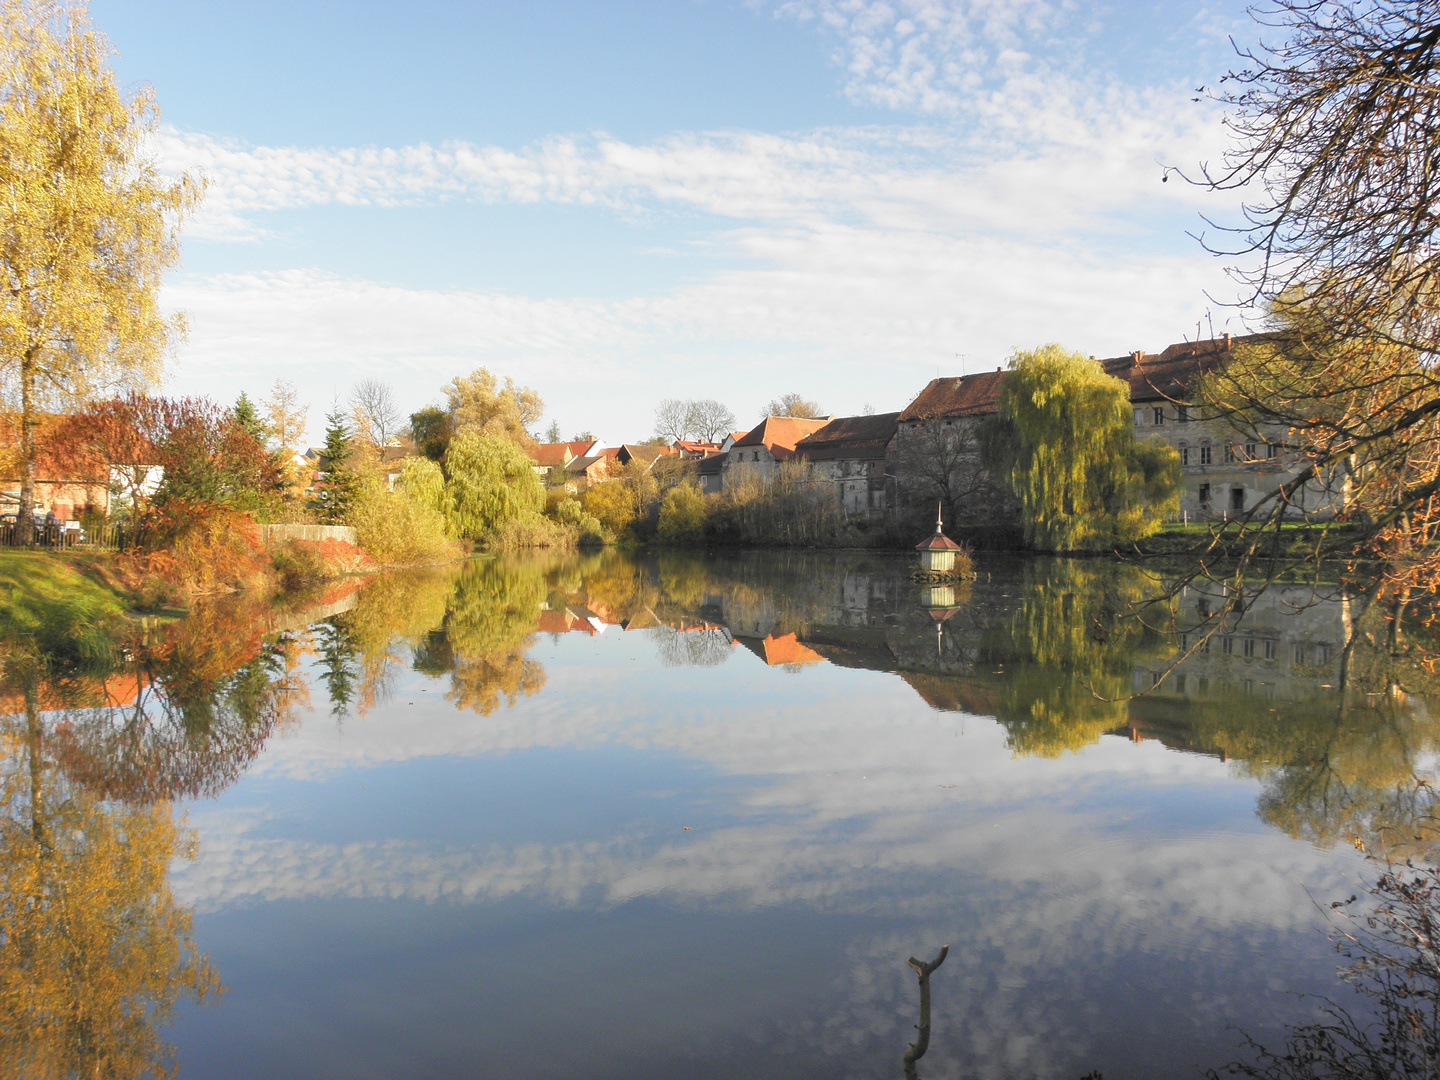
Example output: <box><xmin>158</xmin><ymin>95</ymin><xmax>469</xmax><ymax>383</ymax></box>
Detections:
<box><xmin>1230</xmin><ymin>487</ymin><xmax>1245</xmax><ymax>511</ymax></box>
<box><xmin>1153</xmin><ymin>406</ymin><xmax>1165</xmax><ymax>425</ymax></box>
<box><xmin>1151</xmin><ymin>671</ymin><xmax>1162</xmax><ymax>687</ymax></box>
<box><xmin>1222</xmin><ymin>636</ymin><xmax>1233</xmax><ymax>655</ymax></box>
<box><xmin>1224</xmin><ymin>443</ymin><xmax>1237</xmax><ymax>463</ymax></box>
<box><xmin>1243</xmin><ymin>638</ymin><xmax>1255</xmax><ymax>658</ymax></box>
<box><xmin>1177</xmin><ymin>404</ymin><xmax>1189</xmax><ymax>422</ymax></box>
<box><xmin>1244</xmin><ymin>442</ymin><xmax>1256</xmax><ymax>459</ymax></box>
<box><xmin>1197</xmin><ymin>598</ymin><xmax>1210</xmax><ymax>618</ymax></box>
<box><xmin>1199</xmin><ymin>483</ymin><xmax>1211</xmax><ymax>508</ymax></box>
<box><xmin>1316</xmin><ymin>643</ymin><xmax>1330</xmax><ymax>665</ymax></box>
<box><xmin>1200</xmin><ymin>445</ymin><xmax>1212</xmax><ymax>465</ymax></box>
<box><xmin>1266</xmin><ymin>442</ymin><xmax>1279</xmax><ymax>460</ymax></box>
<box><xmin>1242</xmin><ymin>678</ymin><xmax>1254</xmax><ymax>695</ymax></box>
<box><xmin>1180</xmin><ymin>446</ymin><xmax>1189</xmax><ymax>466</ymax></box>
<box><xmin>1294</xmin><ymin>644</ymin><xmax>1307</xmax><ymax>666</ymax></box>
<box><xmin>1175</xmin><ymin>673</ymin><xmax>1187</xmax><ymax>693</ymax></box>
<box><xmin>1133</xmin><ymin>409</ymin><xmax>1142</xmax><ymax>427</ymax></box>
<box><xmin>1178</xmin><ymin>633</ymin><xmax>1188</xmax><ymax>650</ymax></box>
<box><xmin>1264</xmin><ymin>639</ymin><xmax>1276</xmax><ymax>660</ymax></box>
<box><xmin>752</xmin><ymin>451</ymin><xmax>759</xmax><ymax>461</ymax></box>
<box><xmin>1198</xmin><ymin>677</ymin><xmax>1210</xmax><ymax>694</ymax></box>
<box><xmin>1201</xmin><ymin>637</ymin><xmax>1211</xmax><ymax>654</ymax></box>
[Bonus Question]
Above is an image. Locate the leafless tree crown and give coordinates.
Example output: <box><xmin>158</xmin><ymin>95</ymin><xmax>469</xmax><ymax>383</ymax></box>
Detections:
<box><xmin>350</xmin><ymin>378</ymin><xmax>401</xmax><ymax>447</ymax></box>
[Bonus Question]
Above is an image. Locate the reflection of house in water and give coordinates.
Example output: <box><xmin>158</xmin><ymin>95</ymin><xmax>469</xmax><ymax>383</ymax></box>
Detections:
<box><xmin>734</xmin><ymin>632</ymin><xmax>824</xmax><ymax>667</ymax></box>
<box><xmin>1132</xmin><ymin>582</ymin><xmax>1353</xmax><ymax>704</ymax></box>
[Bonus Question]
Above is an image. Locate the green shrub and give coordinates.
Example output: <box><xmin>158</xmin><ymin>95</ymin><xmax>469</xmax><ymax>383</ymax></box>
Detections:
<box><xmin>489</xmin><ymin>512</ymin><xmax>570</xmax><ymax>549</ymax></box>
<box><xmin>552</xmin><ymin>498</ymin><xmax>611</xmax><ymax>546</ymax></box>
<box><xmin>657</xmin><ymin>483</ymin><xmax>709</xmax><ymax>543</ymax></box>
<box><xmin>348</xmin><ymin>475</ymin><xmax>458</xmax><ymax>564</ymax></box>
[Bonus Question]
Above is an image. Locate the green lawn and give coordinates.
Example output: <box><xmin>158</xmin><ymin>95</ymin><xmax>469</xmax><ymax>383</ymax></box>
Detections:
<box><xmin>0</xmin><ymin>550</ymin><xmax>129</xmax><ymax>667</ymax></box>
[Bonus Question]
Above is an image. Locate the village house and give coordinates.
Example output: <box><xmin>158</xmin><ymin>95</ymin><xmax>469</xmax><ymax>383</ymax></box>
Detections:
<box><xmin>886</xmin><ymin>335</ymin><xmax>1348</xmax><ymax>524</ymax></box>
<box><xmin>0</xmin><ymin>476</ymin><xmax>109</xmax><ymax>523</ymax></box>
<box><xmin>562</xmin><ymin>454</ymin><xmax>611</xmax><ymax>491</ymax></box>
<box><xmin>1101</xmin><ymin>334</ymin><xmax>1347</xmax><ymax>520</ymax></box>
<box><xmin>525</xmin><ymin>439</ymin><xmax>603</xmax><ymax>483</ymax></box>
<box><xmin>670</xmin><ymin>438</ymin><xmax>722</xmax><ymax>459</ymax></box>
<box><xmin>792</xmin><ymin>412</ymin><xmax>900</xmax><ymax>518</ymax></box>
<box><xmin>891</xmin><ymin>370</ymin><xmax>1016</xmax><ymax>525</ymax></box>
<box><xmin>615</xmin><ymin>443</ymin><xmax>677</xmax><ymax>469</ymax></box>
<box><xmin>721</xmin><ymin>416</ymin><xmax>831</xmax><ymax>488</ymax></box>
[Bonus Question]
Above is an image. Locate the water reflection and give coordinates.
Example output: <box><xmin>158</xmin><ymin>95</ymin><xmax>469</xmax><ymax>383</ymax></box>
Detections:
<box><xmin>268</xmin><ymin>550</ymin><xmax>1440</xmax><ymax>861</ymax></box>
<box><xmin>6</xmin><ymin>550</ymin><xmax>1440</xmax><ymax>1077</ymax></box>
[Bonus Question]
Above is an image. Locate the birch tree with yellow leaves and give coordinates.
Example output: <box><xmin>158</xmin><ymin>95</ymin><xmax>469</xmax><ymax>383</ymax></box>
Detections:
<box><xmin>0</xmin><ymin>0</ymin><xmax>201</xmax><ymax>538</ymax></box>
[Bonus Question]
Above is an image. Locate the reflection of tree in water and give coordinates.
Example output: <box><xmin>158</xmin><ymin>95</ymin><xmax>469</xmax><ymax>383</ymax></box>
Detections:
<box><xmin>314</xmin><ymin>616</ymin><xmax>361</xmax><ymax>720</ymax></box>
<box><xmin>0</xmin><ymin>720</ymin><xmax>220</xmax><ymax>1077</ymax></box>
<box><xmin>431</xmin><ymin>558</ymin><xmax>548</xmax><ymax>716</ymax></box>
<box><xmin>0</xmin><ymin>634</ymin><xmax>225</xmax><ymax>1075</ymax></box>
<box><xmin>651</xmin><ymin>626</ymin><xmax>733</xmax><ymax>668</ymax></box>
<box><xmin>41</xmin><ymin>600</ymin><xmax>306</xmax><ymax>805</ymax></box>
<box><xmin>983</xmin><ymin>560</ymin><xmax>1172</xmax><ymax>757</ymax></box>
<box><xmin>1211</xmin><ymin>847</ymin><xmax>1440</xmax><ymax>1080</ymax></box>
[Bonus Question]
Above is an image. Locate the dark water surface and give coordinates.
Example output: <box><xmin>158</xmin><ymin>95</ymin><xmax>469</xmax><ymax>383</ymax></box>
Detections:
<box><xmin>7</xmin><ymin>550</ymin><xmax>1436</xmax><ymax>1079</ymax></box>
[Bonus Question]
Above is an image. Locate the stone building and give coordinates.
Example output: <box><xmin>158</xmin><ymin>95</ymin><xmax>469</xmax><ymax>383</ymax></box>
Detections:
<box><xmin>891</xmin><ymin>370</ymin><xmax>1017</xmax><ymax>525</ymax></box>
<box><xmin>1101</xmin><ymin>334</ymin><xmax>1348</xmax><ymax>520</ymax></box>
<box><xmin>792</xmin><ymin>412</ymin><xmax>899</xmax><ymax>518</ymax></box>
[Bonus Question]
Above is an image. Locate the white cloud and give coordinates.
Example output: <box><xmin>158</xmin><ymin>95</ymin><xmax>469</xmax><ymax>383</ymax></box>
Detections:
<box><xmin>769</xmin><ymin>0</ymin><xmax>1067</xmax><ymax>113</ymax></box>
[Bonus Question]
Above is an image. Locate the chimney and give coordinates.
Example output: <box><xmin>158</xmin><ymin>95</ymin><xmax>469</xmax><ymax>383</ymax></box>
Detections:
<box><xmin>1223</xmin><ymin>332</ymin><xmax>1233</xmax><ymax>350</ymax></box>
<box><xmin>1132</xmin><ymin>350</ymin><xmax>1144</xmax><ymax>366</ymax></box>
<box><xmin>996</xmin><ymin>366</ymin><xmax>1001</xmax><ymax>373</ymax></box>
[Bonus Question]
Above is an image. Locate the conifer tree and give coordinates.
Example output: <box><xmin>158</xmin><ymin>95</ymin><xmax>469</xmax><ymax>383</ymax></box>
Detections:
<box><xmin>317</xmin><ymin>405</ymin><xmax>357</xmax><ymax>524</ymax></box>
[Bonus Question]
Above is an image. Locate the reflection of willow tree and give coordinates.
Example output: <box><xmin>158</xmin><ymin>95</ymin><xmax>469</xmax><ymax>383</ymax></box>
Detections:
<box><xmin>437</xmin><ymin>559</ymin><xmax>548</xmax><ymax>716</ymax></box>
<box><xmin>339</xmin><ymin>569</ymin><xmax>453</xmax><ymax>715</ymax></box>
<box><xmin>985</xmin><ymin>560</ymin><xmax>1172</xmax><ymax>757</ymax></box>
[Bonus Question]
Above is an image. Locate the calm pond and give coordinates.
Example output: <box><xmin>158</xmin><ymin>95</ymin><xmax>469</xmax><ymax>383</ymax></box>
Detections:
<box><xmin>5</xmin><ymin>549</ymin><xmax>1434</xmax><ymax>1079</ymax></box>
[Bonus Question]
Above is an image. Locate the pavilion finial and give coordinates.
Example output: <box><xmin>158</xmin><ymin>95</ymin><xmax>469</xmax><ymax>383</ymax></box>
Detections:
<box><xmin>935</xmin><ymin>502</ymin><xmax>944</xmax><ymax>535</ymax></box>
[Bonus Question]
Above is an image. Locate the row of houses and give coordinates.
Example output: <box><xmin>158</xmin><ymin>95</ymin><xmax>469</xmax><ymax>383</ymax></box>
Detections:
<box><xmin>531</xmin><ymin>334</ymin><xmax>1346</xmax><ymax>524</ymax></box>
<box><xmin>3</xmin><ymin>333</ymin><xmax>1343</xmax><ymax>526</ymax></box>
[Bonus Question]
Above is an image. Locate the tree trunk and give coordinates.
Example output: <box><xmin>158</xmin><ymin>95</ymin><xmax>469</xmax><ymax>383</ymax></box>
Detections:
<box><xmin>18</xmin><ymin>349</ymin><xmax>37</xmax><ymax>546</ymax></box>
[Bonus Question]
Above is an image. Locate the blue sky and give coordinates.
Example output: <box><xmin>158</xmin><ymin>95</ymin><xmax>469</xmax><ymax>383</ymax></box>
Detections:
<box><xmin>91</xmin><ymin>0</ymin><xmax>1262</xmax><ymax>444</ymax></box>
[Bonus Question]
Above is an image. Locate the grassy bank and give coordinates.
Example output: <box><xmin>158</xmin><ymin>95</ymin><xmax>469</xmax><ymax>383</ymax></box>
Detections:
<box><xmin>0</xmin><ymin>551</ymin><xmax>135</xmax><ymax>666</ymax></box>
<box><xmin>1131</xmin><ymin>521</ymin><xmax>1366</xmax><ymax>559</ymax></box>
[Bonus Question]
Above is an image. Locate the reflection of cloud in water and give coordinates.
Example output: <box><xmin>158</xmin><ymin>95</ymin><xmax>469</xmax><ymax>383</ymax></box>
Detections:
<box><xmin>176</xmin><ymin>801</ymin><xmax>1350</xmax><ymax>1077</ymax></box>
<box><xmin>176</xmin><ymin>611</ymin><xmax>1383</xmax><ymax>1077</ymax></box>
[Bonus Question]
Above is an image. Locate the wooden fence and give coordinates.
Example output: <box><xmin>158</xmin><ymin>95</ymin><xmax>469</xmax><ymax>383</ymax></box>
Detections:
<box><xmin>0</xmin><ymin>521</ymin><xmax>142</xmax><ymax>551</ymax></box>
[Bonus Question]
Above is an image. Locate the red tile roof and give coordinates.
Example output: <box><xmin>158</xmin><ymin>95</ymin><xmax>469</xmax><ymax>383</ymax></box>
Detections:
<box><xmin>731</xmin><ymin>416</ymin><xmax>831</xmax><ymax>460</ymax></box>
<box><xmin>761</xmin><ymin>633</ymin><xmax>824</xmax><ymax>666</ymax></box>
<box><xmin>898</xmin><ymin>370</ymin><xmax>1007</xmax><ymax>422</ymax></box>
<box><xmin>1098</xmin><ymin>334</ymin><xmax>1264</xmax><ymax>403</ymax></box>
<box><xmin>528</xmin><ymin>443</ymin><xmax>574</xmax><ymax>468</ymax></box>
<box><xmin>795</xmin><ymin>412</ymin><xmax>899</xmax><ymax>461</ymax></box>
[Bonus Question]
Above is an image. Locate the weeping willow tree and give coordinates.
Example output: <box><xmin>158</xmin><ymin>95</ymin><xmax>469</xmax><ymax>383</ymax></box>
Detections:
<box><xmin>981</xmin><ymin>343</ymin><xmax>1181</xmax><ymax>551</ymax></box>
<box><xmin>443</xmin><ymin>430</ymin><xmax>545</xmax><ymax>541</ymax></box>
